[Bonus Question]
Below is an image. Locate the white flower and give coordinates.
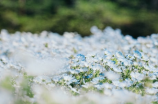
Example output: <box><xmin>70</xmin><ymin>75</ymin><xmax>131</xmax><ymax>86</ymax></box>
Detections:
<box><xmin>75</xmin><ymin>54</ymin><xmax>86</xmax><ymax>61</ymax></box>
<box><xmin>146</xmin><ymin>88</ymin><xmax>158</xmax><ymax>94</ymax></box>
<box><xmin>63</xmin><ymin>75</ymin><xmax>73</xmax><ymax>81</ymax></box>
<box><xmin>92</xmin><ymin>77</ymin><xmax>105</xmax><ymax>84</ymax></box>
<box><xmin>116</xmin><ymin>51</ymin><xmax>124</xmax><ymax>58</ymax></box>
<box><xmin>69</xmin><ymin>69</ymin><xmax>79</xmax><ymax>74</ymax></box>
<box><xmin>134</xmin><ymin>50</ymin><xmax>142</xmax><ymax>59</ymax></box>
<box><xmin>124</xmin><ymin>79</ymin><xmax>133</xmax><ymax>87</ymax></box>
<box><xmin>148</xmin><ymin>73</ymin><xmax>157</xmax><ymax>80</ymax></box>
<box><xmin>104</xmin><ymin>71</ymin><xmax>120</xmax><ymax>80</ymax></box>
<box><xmin>48</xmin><ymin>83</ymin><xmax>55</xmax><ymax>87</ymax></box>
<box><xmin>107</xmin><ymin>60</ymin><xmax>115</xmax><ymax>67</ymax></box>
<box><xmin>102</xmin><ymin>83</ymin><xmax>113</xmax><ymax>89</ymax></box>
<box><xmin>82</xmin><ymin>83</ymin><xmax>91</xmax><ymax>88</ymax></box>
<box><xmin>152</xmin><ymin>82</ymin><xmax>158</xmax><ymax>88</ymax></box>
<box><xmin>94</xmin><ymin>84</ymin><xmax>102</xmax><ymax>90</ymax></box>
<box><xmin>92</xmin><ymin>64</ymin><xmax>103</xmax><ymax>71</ymax></box>
<box><xmin>0</xmin><ymin>89</ymin><xmax>13</xmax><ymax>104</ymax></box>
<box><xmin>53</xmin><ymin>76</ymin><xmax>61</xmax><ymax>82</ymax></box>
<box><xmin>113</xmin><ymin>67</ymin><xmax>122</xmax><ymax>73</ymax></box>
<box><xmin>112</xmin><ymin>81</ymin><xmax>120</xmax><ymax>87</ymax></box>
<box><xmin>141</xmin><ymin>53</ymin><xmax>149</xmax><ymax>61</ymax></box>
<box><xmin>125</xmin><ymin>54</ymin><xmax>134</xmax><ymax>60</ymax></box>
<box><xmin>130</xmin><ymin>72</ymin><xmax>145</xmax><ymax>81</ymax></box>
<box><xmin>104</xmin><ymin>49</ymin><xmax>112</xmax><ymax>59</ymax></box>
<box><xmin>90</xmin><ymin>26</ymin><xmax>99</xmax><ymax>34</ymax></box>
<box><xmin>76</xmin><ymin>68</ymin><xmax>88</xmax><ymax>72</ymax></box>
<box><xmin>104</xmin><ymin>89</ymin><xmax>112</xmax><ymax>96</ymax></box>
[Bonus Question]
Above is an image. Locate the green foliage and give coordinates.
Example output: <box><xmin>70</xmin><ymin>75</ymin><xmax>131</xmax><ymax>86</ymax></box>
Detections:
<box><xmin>111</xmin><ymin>58</ymin><xmax>118</xmax><ymax>65</ymax></box>
<box><xmin>0</xmin><ymin>0</ymin><xmax>158</xmax><ymax>37</ymax></box>
<box><xmin>142</xmin><ymin>77</ymin><xmax>153</xmax><ymax>88</ymax></box>
<box><xmin>0</xmin><ymin>76</ymin><xmax>15</xmax><ymax>91</ymax></box>
<box><xmin>93</xmin><ymin>70</ymin><xmax>100</xmax><ymax>77</ymax></box>
<box><xmin>122</xmin><ymin>69</ymin><xmax>131</xmax><ymax>80</ymax></box>
<box><xmin>152</xmin><ymin>101</ymin><xmax>158</xmax><ymax>104</ymax></box>
<box><xmin>21</xmin><ymin>76</ymin><xmax>34</xmax><ymax>98</ymax></box>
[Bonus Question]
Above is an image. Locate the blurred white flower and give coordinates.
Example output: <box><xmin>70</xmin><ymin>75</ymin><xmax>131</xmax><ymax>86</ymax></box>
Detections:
<box><xmin>152</xmin><ymin>82</ymin><xmax>158</xmax><ymax>88</ymax></box>
<box><xmin>104</xmin><ymin>71</ymin><xmax>120</xmax><ymax>80</ymax></box>
<box><xmin>113</xmin><ymin>67</ymin><xmax>122</xmax><ymax>73</ymax></box>
<box><xmin>146</xmin><ymin>88</ymin><xmax>158</xmax><ymax>95</ymax></box>
<box><xmin>12</xmin><ymin>50</ymin><xmax>67</xmax><ymax>76</ymax></box>
<box><xmin>0</xmin><ymin>89</ymin><xmax>13</xmax><ymax>104</ymax></box>
<box><xmin>134</xmin><ymin>50</ymin><xmax>142</xmax><ymax>59</ymax></box>
<box><xmin>130</xmin><ymin>72</ymin><xmax>145</xmax><ymax>81</ymax></box>
<box><xmin>63</xmin><ymin>75</ymin><xmax>73</xmax><ymax>81</ymax></box>
<box><xmin>116</xmin><ymin>51</ymin><xmax>124</xmax><ymax>58</ymax></box>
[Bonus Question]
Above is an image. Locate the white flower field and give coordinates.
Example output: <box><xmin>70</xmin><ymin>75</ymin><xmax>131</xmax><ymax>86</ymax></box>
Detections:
<box><xmin>0</xmin><ymin>26</ymin><xmax>158</xmax><ymax>104</ymax></box>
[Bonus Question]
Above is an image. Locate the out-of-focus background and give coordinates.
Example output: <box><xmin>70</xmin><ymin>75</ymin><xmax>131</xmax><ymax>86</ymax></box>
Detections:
<box><xmin>0</xmin><ymin>0</ymin><xmax>158</xmax><ymax>38</ymax></box>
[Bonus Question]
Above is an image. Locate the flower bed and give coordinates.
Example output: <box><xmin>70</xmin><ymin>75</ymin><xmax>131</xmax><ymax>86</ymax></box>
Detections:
<box><xmin>0</xmin><ymin>26</ymin><xmax>158</xmax><ymax>104</ymax></box>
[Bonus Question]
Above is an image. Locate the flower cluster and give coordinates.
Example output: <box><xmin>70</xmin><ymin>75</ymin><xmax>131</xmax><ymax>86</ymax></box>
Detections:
<box><xmin>0</xmin><ymin>26</ymin><xmax>158</xmax><ymax>104</ymax></box>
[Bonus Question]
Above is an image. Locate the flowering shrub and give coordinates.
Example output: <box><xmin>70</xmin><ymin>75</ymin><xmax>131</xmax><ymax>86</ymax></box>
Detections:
<box><xmin>0</xmin><ymin>26</ymin><xmax>158</xmax><ymax>104</ymax></box>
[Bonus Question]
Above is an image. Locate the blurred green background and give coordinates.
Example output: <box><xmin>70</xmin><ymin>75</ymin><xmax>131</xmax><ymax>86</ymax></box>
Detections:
<box><xmin>0</xmin><ymin>0</ymin><xmax>158</xmax><ymax>38</ymax></box>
